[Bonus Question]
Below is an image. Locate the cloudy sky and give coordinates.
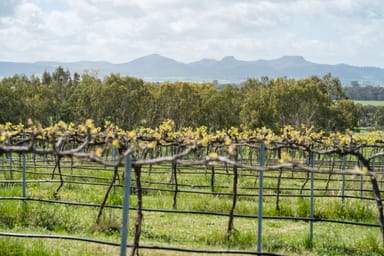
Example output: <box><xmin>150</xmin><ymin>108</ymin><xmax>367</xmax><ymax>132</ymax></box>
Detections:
<box><xmin>1</xmin><ymin>0</ymin><xmax>384</xmax><ymax>67</ymax></box>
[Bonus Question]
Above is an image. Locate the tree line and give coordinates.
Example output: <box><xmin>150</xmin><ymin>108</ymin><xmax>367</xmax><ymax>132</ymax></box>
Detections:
<box><xmin>342</xmin><ymin>84</ymin><xmax>384</xmax><ymax>129</ymax></box>
<box><xmin>0</xmin><ymin>67</ymin><xmax>361</xmax><ymax>132</ymax></box>
<box><xmin>344</xmin><ymin>84</ymin><xmax>384</xmax><ymax>100</ymax></box>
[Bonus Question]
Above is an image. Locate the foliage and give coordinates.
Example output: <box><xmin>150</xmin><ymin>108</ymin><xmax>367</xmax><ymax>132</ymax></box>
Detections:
<box><xmin>1</xmin><ymin>120</ymin><xmax>384</xmax><ymax>255</ymax></box>
<box><xmin>357</xmin><ymin>104</ymin><xmax>384</xmax><ymax>130</ymax></box>
<box><xmin>344</xmin><ymin>85</ymin><xmax>384</xmax><ymax>101</ymax></box>
<box><xmin>0</xmin><ymin>69</ymin><xmax>360</xmax><ymax>131</ymax></box>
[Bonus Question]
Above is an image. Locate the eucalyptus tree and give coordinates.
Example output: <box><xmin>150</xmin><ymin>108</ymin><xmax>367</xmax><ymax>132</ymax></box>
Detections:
<box><xmin>200</xmin><ymin>84</ymin><xmax>241</xmax><ymax>130</ymax></box>
<box><xmin>100</xmin><ymin>74</ymin><xmax>150</xmax><ymax>129</ymax></box>
<box><xmin>149</xmin><ymin>82</ymin><xmax>203</xmax><ymax>129</ymax></box>
<box><xmin>240</xmin><ymin>78</ymin><xmax>279</xmax><ymax>131</ymax></box>
<box><xmin>68</xmin><ymin>72</ymin><xmax>103</xmax><ymax>125</ymax></box>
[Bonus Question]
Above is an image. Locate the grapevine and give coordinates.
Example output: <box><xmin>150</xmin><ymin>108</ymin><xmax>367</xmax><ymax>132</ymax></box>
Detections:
<box><xmin>1</xmin><ymin>119</ymin><xmax>384</xmax><ymax>250</ymax></box>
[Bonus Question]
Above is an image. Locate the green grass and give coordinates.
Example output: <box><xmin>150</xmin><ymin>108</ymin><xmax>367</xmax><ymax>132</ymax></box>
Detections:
<box><xmin>0</xmin><ymin>155</ymin><xmax>383</xmax><ymax>255</ymax></box>
<box><xmin>354</xmin><ymin>100</ymin><xmax>384</xmax><ymax>106</ymax></box>
<box><xmin>0</xmin><ymin>237</ymin><xmax>60</xmax><ymax>256</ymax></box>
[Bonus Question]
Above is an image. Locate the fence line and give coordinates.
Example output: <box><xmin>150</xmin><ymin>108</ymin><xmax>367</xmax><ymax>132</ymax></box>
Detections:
<box><xmin>0</xmin><ymin>141</ymin><xmax>383</xmax><ymax>255</ymax></box>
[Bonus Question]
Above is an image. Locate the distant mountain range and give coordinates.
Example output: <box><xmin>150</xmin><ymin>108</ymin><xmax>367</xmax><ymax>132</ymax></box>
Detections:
<box><xmin>1</xmin><ymin>54</ymin><xmax>384</xmax><ymax>86</ymax></box>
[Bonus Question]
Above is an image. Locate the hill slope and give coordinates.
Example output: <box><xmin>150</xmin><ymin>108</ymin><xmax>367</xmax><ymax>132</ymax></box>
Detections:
<box><xmin>1</xmin><ymin>54</ymin><xmax>384</xmax><ymax>85</ymax></box>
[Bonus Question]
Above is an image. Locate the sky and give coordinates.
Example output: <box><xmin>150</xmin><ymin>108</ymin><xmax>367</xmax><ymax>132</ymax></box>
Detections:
<box><xmin>1</xmin><ymin>0</ymin><xmax>384</xmax><ymax>67</ymax></box>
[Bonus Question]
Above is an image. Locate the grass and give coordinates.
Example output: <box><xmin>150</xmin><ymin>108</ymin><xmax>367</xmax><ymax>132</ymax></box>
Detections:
<box><xmin>0</xmin><ymin>236</ymin><xmax>119</xmax><ymax>256</ymax></box>
<box><xmin>354</xmin><ymin>100</ymin><xmax>384</xmax><ymax>106</ymax></box>
<box><xmin>0</xmin><ymin>237</ymin><xmax>60</xmax><ymax>256</ymax></box>
<box><xmin>0</xmin><ymin>154</ymin><xmax>383</xmax><ymax>255</ymax></box>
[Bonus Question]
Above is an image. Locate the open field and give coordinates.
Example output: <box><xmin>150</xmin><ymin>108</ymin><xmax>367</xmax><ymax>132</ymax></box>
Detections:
<box><xmin>1</xmin><ymin>150</ymin><xmax>384</xmax><ymax>256</ymax></box>
<box><xmin>354</xmin><ymin>100</ymin><xmax>384</xmax><ymax>106</ymax></box>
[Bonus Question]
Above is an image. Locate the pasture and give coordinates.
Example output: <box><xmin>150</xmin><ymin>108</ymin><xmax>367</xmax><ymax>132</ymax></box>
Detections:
<box><xmin>354</xmin><ymin>100</ymin><xmax>384</xmax><ymax>106</ymax></box>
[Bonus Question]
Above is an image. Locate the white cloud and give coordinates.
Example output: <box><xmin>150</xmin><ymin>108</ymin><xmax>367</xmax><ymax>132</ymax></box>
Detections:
<box><xmin>0</xmin><ymin>0</ymin><xmax>22</xmax><ymax>17</ymax></box>
<box><xmin>0</xmin><ymin>0</ymin><xmax>383</xmax><ymax>67</ymax></box>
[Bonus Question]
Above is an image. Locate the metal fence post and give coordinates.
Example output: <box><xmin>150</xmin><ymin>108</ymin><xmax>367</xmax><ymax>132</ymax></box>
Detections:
<box><xmin>22</xmin><ymin>151</ymin><xmax>26</xmax><ymax>203</ymax></box>
<box><xmin>360</xmin><ymin>175</ymin><xmax>364</xmax><ymax>200</ymax></box>
<box><xmin>1</xmin><ymin>150</ymin><xmax>4</xmax><ymax>171</ymax></box>
<box><xmin>9</xmin><ymin>152</ymin><xmax>13</xmax><ymax>179</ymax></box>
<box><xmin>120</xmin><ymin>154</ymin><xmax>132</xmax><ymax>256</ymax></box>
<box><xmin>257</xmin><ymin>142</ymin><xmax>265</xmax><ymax>253</ymax></box>
<box><xmin>341</xmin><ymin>155</ymin><xmax>346</xmax><ymax>203</ymax></box>
<box><xmin>112</xmin><ymin>146</ymin><xmax>117</xmax><ymax>193</ymax></box>
<box><xmin>309</xmin><ymin>149</ymin><xmax>314</xmax><ymax>243</ymax></box>
<box><xmin>22</xmin><ymin>132</ymin><xmax>26</xmax><ymax>204</ymax></box>
<box><xmin>358</xmin><ymin>160</ymin><xmax>363</xmax><ymax>200</ymax></box>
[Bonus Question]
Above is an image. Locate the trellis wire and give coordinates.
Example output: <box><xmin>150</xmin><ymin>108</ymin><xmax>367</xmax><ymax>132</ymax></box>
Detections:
<box><xmin>0</xmin><ymin>142</ymin><xmax>383</xmax><ymax>255</ymax></box>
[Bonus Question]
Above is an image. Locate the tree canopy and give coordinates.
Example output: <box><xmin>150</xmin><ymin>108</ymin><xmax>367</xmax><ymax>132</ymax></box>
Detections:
<box><xmin>0</xmin><ymin>68</ymin><xmax>360</xmax><ymax>132</ymax></box>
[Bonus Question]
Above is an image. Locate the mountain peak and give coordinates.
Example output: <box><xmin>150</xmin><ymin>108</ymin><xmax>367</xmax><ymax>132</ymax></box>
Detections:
<box><xmin>221</xmin><ymin>56</ymin><xmax>237</xmax><ymax>62</ymax></box>
<box><xmin>137</xmin><ymin>53</ymin><xmax>169</xmax><ymax>61</ymax></box>
<box><xmin>278</xmin><ymin>56</ymin><xmax>306</xmax><ymax>62</ymax></box>
<box><xmin>1</xmin><ymin>55</ymin><xmax>384</xmax><ymax>85</ymax></box>
<box><xmin>128</xmin><ymin>53</ymin><xmax>184</xmax><ymax>66</ymax></box>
